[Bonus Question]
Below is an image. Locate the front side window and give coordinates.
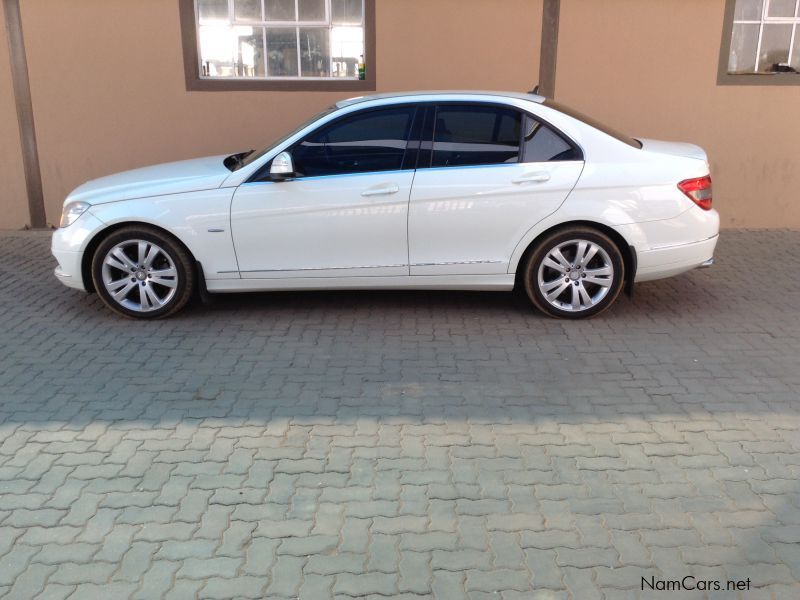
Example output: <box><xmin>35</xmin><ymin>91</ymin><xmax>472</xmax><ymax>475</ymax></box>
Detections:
<box><xmin>431</xmin><ymin>105</ymin><xmax>522</xmax><ymax>168</ymax></box>
<box><xmin>195</xmin><ymin>0</ymin><xmax>366</xmax><ymax>80</ymax></box>
<box><xmin>727</xmin><ymin>0</ymin><xmax>800</xmax><ymax>74</ymax></box>
<box><xmin>291</xmin><ymin>106</ymin><xmax>416</xmax><ymax>177</ymax></box>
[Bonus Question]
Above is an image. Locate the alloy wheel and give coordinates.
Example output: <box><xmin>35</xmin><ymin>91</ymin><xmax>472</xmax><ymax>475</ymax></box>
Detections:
<box><xmin>100</xmin><ymin>239</ymin><xmax>179</xmax><ymax>313</ymax></box>
<box><xmin>536</xmin><ymin>238</ymin><xmax>614</xmax><ymax>313</ymax></box>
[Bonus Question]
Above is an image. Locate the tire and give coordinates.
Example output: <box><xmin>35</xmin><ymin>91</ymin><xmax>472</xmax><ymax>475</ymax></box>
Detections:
<box><xmin>522</xmin><ymin>226</ymin><xmax>625</xmax><ymax>319</ymax></box>
<box><xmin>91</xmin><ymin>225</ymin><xmax>195</xmax><ymax>319</ymax></box>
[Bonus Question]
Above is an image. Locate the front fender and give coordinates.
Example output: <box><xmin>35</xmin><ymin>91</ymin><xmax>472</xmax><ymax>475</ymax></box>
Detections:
<box><xmin>86</xmin><ymin>188</ymin><xmax>240</xmax><ymax>280</ymax></box>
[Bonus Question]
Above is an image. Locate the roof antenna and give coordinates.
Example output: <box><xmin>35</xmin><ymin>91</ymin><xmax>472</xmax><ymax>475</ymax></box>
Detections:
<box><xmin>529</xmin><ymin>84</ymin><xmax>540</xmax><ymax>95</ymax></box>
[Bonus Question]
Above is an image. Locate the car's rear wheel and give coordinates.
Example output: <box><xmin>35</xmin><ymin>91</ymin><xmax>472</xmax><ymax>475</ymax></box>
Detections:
<box><xmin>523</xmin><ymin>227</ymin><xmax>624</xmax><ymax>319</ymax></box>
<box><xmin>91</xmin><ymin>226</ymin><xmax>194</xmax><ymax>318</ymax></box>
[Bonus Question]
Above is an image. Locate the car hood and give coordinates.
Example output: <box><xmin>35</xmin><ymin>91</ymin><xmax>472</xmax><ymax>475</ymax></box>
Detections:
<box><xmin>637</xmin><ymin>138</ymin><xmax>708</xmax><ymax>161</ymax></box>
<box><xmin>66</xmin><ymin>155</ymin><xmax>234</xmax><ymax>206</ymax></box>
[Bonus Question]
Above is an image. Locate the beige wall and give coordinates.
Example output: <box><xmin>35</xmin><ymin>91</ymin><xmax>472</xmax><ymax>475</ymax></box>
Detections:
<box><xmin>556</xmin><ymin>0</ymin><xmax>800</xmax><ymax>228</ymax></box>
<box><xmin>0</xmin><ymin>7</ymin><xmax>29</xmax><ymax>229</ymax></box>
<box><xmin>5</xmin><ymin>0</ymin><xmax>540</xmax><ymax>228</ymax></box>
<box><xmin>11</xmin><ymin>0</ymin><xmax>793</xmax><ymax>230</ymax></box>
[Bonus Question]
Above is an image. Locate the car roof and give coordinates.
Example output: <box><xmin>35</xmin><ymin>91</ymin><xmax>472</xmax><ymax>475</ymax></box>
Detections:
<box><xmin>335</xmin><ymin>90</ymin><xmax>545</xmax><ymax>108</ymax></box>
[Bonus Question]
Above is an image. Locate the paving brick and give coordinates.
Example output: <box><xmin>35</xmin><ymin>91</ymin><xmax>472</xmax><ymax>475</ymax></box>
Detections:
<box><xmin>94</xmin><ymin>524</ymin><xmax>138</xmax><ymax>563</ymax></box>
<box><xmin>432</xmin><ymin>570</ymin><xmax>467</xmax><ymax>600</ymax></box>
<box><xmin>431</xmin><ymin>549</ymin><xmax>492</xmax><ymax>571</ymax></box>
<box><xmin>50</xmin><ymin>562</ymin><xmax>116</xmax><ymax>586</ymax></box>
<box><xmin>242</xmin><ymin>538</ymin><xmax>279</xmax><ymax>576</ymax></box>
<box><xmin>33</xmin><ymin>543</ymin><xmax>98</xmax><ymax>565</ymax></box>
<box><xmin>266</xmin><ymin>555</ymin><xmax>305</xmax><ymax>597</ymax></box>
<box><xmin>133</xmin><ymin>560</ymin><xmax>180</xmax><ymax>600</ymax></box>
<box><xmin>298</xmin><ymin>573</ymin><xmax>334</xmax><ymax>600</ymax></box>
<box><xmin>200</xmin><ymin>576</ymin><xmax>267</xmax><ymax>599</ymax></box>
<box><xmin>114</xmin><ymin>542</ymin><xmax>158</xmax><ymax>582</ymax></box>
<box><xmin>465</xmin><ymin>569</ymin><xmax>530</xmax><ymax>593</ymax></box>
<box><xmin>333</xmin><ymin>572</ymin><xmax>397</xmax><ymax>596</ymax></box>
<box><xmin>306</xmin><ymin>553</ymin><xmax>365</xmax><ymax>576</ymax></box>
<box><xmin>69</xmin><ymin>582</ymin><xmax>138</xmax><ymax>599</ymax></box>
<box><xmin>400</xmin><ymin>532</ymin><xmax>459</xmax><ymax>552</ymax></box>
<box><xmin>6</xmin><ymin>562</ymin><xmax>56</xmax><ymax>599</ymax></box>
<box><xmin>279</xmin><ymin>534</ymin><xmax>338</xmax><ymax>556</ymax></box>
<box><xmin>521</xmin><ymin>530</ymin><xmax>580</xmax><ymax>549</ymax></box>
<box><xmin>0</xmin><ymin>545</ymin><xmax>39</xmax><ymax>585</ymax></box>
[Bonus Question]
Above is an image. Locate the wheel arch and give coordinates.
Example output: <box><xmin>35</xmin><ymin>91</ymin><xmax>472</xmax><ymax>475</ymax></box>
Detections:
<box><xmin>512</xmin><ymin>220</ymin><xmax>636</xmax><ymax>292</ymax></box>
<box><xmin>80</xmin><ymin>221</ymin><xmax>199</xmax><ymax>293</ymax></box>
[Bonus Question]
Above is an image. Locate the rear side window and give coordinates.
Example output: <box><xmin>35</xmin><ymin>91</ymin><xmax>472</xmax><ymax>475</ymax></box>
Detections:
<box><xmin>522</xmin><ymin>115</ymin><xmax>581</xmax><ymax>162</ymax></box>
<box><xmin>431</xmin><ymin>105</ymin><xmax>521</xmax><ymax>168</ymax></box>
<box><xmin>291</xmin><ymin>106</ymin><xmax>416</xmax><ymax>177</ymax></box>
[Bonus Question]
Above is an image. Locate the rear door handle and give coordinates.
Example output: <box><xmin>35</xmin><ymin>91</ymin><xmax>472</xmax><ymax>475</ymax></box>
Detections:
<box><xmin>362</xmin><ymin>184</ymin><xmax>400</xmax><ymax>197</ymax></box>
<box><xmin>512</xmin><ymin>171</ymin><xmax>551</xmax><ymax>184</ymax></box>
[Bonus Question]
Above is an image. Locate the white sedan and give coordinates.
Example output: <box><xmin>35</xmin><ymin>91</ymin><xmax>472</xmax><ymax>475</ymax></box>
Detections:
<box><xmin>52</xmin><ymin>91</ymin><xmax>719</xmax><ymax>319</ymax></box>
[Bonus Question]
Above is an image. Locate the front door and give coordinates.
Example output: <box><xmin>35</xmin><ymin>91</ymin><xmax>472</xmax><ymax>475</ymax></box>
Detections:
<box><xmin>230</xmin><ymin>105</ymin><xmax>420</xmax><ymax>278</ymax></box>
<box><xmin>408</xmin><ymin>104</ymin><xmax>584</xmax><ymax>275</ymax></box>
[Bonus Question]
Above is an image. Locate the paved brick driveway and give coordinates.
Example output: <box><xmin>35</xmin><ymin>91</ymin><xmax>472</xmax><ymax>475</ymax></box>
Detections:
<box><xmin>1</xmin><ymin>230</ymin><xmax>799</xmax><ymax>599</ymax></box>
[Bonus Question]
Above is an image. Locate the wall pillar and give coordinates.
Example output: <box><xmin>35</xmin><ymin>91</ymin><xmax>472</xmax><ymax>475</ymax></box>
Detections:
<box><xmin>3</xmin><ymin>0</ymin><xmax>45</xmax><ymax>228</ymax></box>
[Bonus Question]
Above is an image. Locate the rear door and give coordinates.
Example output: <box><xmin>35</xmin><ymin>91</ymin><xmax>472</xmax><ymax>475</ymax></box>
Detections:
<box><xmin>408</xmin><ymin>103</ymin><xmax>584</xmax><ymax>275</ymax></box>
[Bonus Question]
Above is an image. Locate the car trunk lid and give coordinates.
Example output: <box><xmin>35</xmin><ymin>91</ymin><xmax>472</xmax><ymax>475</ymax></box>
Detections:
<box><xmin>636</xmin><ymin>138</ymin><xmax>708</xmax><ymax>161</ymax></box>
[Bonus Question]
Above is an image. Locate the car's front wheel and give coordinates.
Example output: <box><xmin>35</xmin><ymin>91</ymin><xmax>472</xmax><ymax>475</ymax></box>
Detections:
<box><xmin>523</xmin><ymin>227</ymin><xmax>625</xmax><ymax>319</ymax></box>
<box><xmin>91</xmin><ymin>226</ymin><xmax>195</xmax><ymax>318</ymax></box>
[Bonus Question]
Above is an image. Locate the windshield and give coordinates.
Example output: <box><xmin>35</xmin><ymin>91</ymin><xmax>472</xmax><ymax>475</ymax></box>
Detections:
<box><xmin>543</xmin><ymin>99</ymin><xmax>642</xmax><ymax>149</ymax></box>
<box><xmin>229</xmin><ymin>105</ymin><xmax>339</xmax><ymax>171</ymax></box>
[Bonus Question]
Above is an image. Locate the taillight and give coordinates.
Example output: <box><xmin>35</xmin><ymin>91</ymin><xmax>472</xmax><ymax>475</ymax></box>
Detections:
<box><xmin>678</xmin><ymin>175</ymin><xmax>712</xmax><ymax>210</ymax></box>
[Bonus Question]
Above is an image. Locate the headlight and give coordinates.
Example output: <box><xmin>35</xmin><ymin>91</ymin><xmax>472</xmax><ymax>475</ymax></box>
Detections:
<box><xmin>59</xmin><ymin>201</ymin><xmax>90</xmax><ymax>228</ymax></box>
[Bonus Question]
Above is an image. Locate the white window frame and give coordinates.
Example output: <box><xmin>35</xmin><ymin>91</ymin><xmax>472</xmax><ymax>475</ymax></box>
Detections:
<box><xmin>730</xmin><ymin>0</ymin><xmax>800</xmax><ymax>73</ymax></box>
<box><xmin>195</xmin><ymin>0</ymin><xmax>366</xmax><ymax>81</ymax></box>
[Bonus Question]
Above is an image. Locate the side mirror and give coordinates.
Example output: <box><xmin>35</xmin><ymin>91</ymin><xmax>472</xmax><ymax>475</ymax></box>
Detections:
<box><xmin>269</xmin><ymin>151</ymin><xmax>295</xmax><ymax>180</ymax></box>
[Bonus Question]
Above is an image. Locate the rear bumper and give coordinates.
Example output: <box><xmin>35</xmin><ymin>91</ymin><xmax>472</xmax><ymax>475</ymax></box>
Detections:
<box><xmin>634</xmin><ymin>234</ymin><xmax>718</xmax><ymax>282</ymax></box>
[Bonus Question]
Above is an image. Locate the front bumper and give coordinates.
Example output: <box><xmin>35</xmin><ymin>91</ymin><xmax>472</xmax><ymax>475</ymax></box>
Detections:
<box><xmin>53</xmin><ymin>255</ymin><xmax>86</xmax><ymax>291</ymax></box>
<box><xmin>51</xmin><ymin>211</ymin><xmax>106</xmax><ymax>292</ymax></box>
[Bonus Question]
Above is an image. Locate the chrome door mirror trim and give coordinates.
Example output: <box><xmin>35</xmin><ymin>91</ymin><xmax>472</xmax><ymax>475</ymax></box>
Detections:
<box><xmin>270</xmin><ymin>151</ymin><xmax>295</xmax><ymax>180</ymax></box>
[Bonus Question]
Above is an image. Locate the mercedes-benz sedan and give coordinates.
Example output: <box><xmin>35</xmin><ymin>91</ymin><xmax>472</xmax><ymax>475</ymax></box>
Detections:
<box><xmin>52</xmin><ymin>91</ymin><xmax>719</xmax><ymax>319</ymax></box>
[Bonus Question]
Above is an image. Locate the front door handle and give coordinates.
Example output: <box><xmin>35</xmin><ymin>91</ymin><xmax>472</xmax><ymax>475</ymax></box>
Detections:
<box><xmin>512</xmin><ymin>171</ymin><xmax>551</xmax><ymax>184</ymax></box>
<box><xmin>362</xmin><ymin>184</ymin><xmax>400</xmax><ymax>197</ymax></box>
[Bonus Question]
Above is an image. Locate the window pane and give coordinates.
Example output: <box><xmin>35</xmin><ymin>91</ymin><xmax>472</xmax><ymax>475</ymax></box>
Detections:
<box><xmin>432</xmin><ymin>106</ymin><xmax>521</xmax><ymax>168</ymax></box>
<box><xmin>266</xmin><ymin>0</ymin><xmax>295</xmax><ymax>20</ymax></box>
<box><xmin>767</xmin><ymin>0</ymin><xmax>795</xmax><ymax>17</ymax></box>
<box><xmin>267</xmin><ymin>28</ymin><xmax>299</xmax><ymax>76</ymax></box>
<box><xmin>332</xmin><ymin>0</ymin><xmax>363</xmax><ymax>24</ymax></box>
<box><xmin>234</xmin><ymin>0</ymin><xmax>263</xmax><ymax>21</ymax></box>
<box><xmin>734</xmin><ymin>0</ymin><xmax>764</xmax><ymax>20</ymax></box>
<box><xmin>523</xmin><ymin>119</ymin><xmax>577</xmax><ymax>162</ymax></box>
<box><xmin>199</xmin><ymin>26</ymin><xmax>235</xmax><ymax>76</ymax></box>
<box><xmin>300</xmin><ymin>28</ymin><xmax>331</xmax><ymax>76</ymax></box>
<box><xmin>758</xmin><ymin>23</ymin><xmax>792</xmax><ymax>71</ymax></box>
<box><xmin>235</xmin><ymin>27</ymin><xmax>266</xmax><ymax>76</ymax></box>
<box><xmin>331</xmin><ymin>26</ymin><xmax>364</xmax><ymax>77</ymax></box>
<box><xmin>198</xmin><ymin>0</ymin><xmax>229</xmax><ymax>23</ymax></box>
<box><xmin>292</xmin><ymin>107</ymin><xmax>415</xmax><ymax>177</ymax></box>
<box><xmin>298</xmin><ymin>0</ymin><xmax>326</xmax><ymax>21</ymax></box>
<box><xmin>728</xmin><ymin>23</ymin><xmax>759</xmax><ymax>72</ymax></box>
